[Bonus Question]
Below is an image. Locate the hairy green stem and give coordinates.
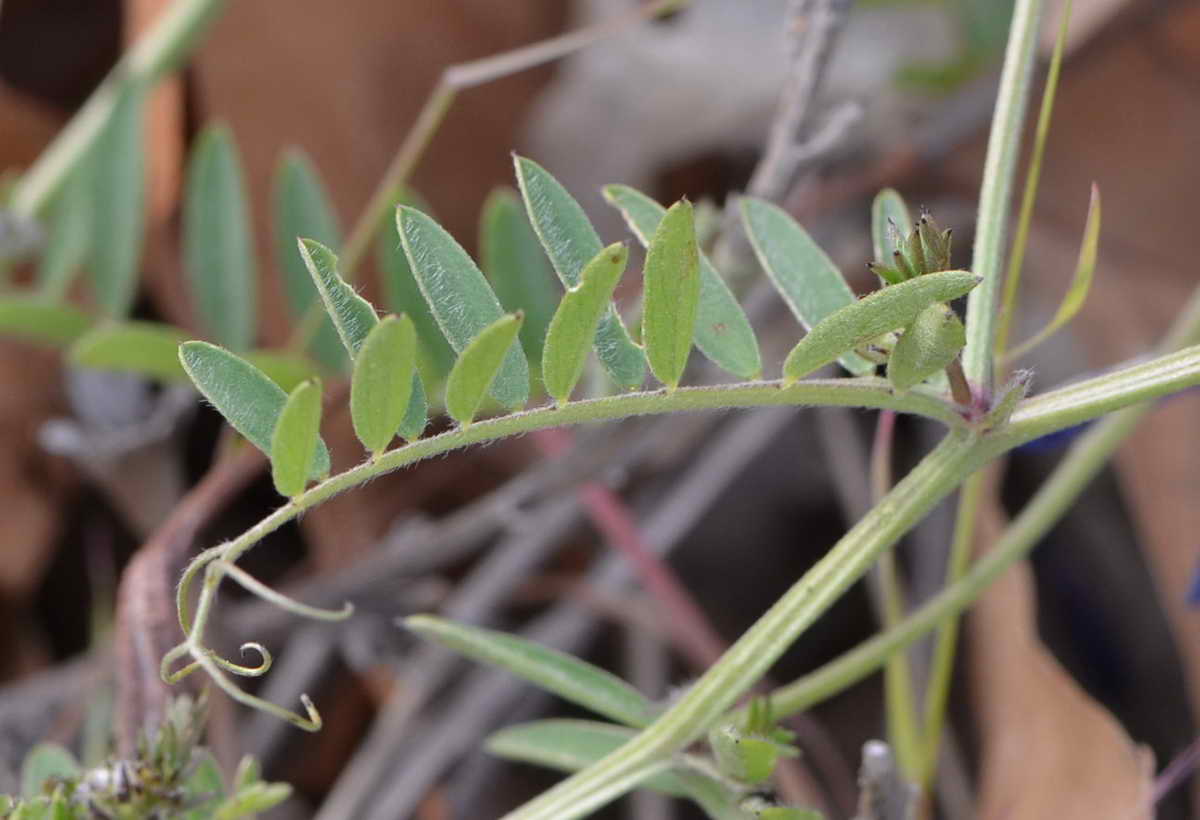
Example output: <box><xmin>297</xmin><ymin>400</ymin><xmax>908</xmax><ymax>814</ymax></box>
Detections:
<box><xmin>962</xmin><ymin>0</ymin><xmax>1044</xmax><ymax>391</ymax></box>
<box><xmin>919</xmin><ymin>470</ymin><xmax>983</xmax><ymax>784</ymax></box>
<box><xmin>10</xmin><ymin>0</ymin><xmax>227</xmax><ymax>218</ymax></box>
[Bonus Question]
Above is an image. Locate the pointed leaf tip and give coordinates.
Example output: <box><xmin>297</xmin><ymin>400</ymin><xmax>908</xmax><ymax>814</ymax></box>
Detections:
<box><xmin>298</xmin><ymin>238</ymin><xmax>379</xmax><ymax>356</ymax></box>
<box><xmin>642</xmin><ymin>198</ymin><xmax>700</xmax><ymax>389</ymax></box>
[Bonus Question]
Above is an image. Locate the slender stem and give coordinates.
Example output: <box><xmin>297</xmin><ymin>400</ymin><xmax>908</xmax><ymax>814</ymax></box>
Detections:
<box><xmin>503</xmin><ymin>435</ymin><xmax>987</xmax><ymax>820</ymax></box>
<box><xmin>761</xmin><ymin>283</ymin><xmax>1200</xmax><ymax>725</ymax></box>
<box><xmin>994</xmin><ymin>0</ymin><xmax>1073</xmax><ymax>359</ymax></box>
<box><xmin>945</xmin><ymin>357</ymin><xmax>973</xmax><ymax>408</ymax></box>
<box><xmin>10</xmin><ymin>0</ymin><xmax>227</xmax><ymax>219</ymax></box>
<box><xmin>962</xmin><ymin>0</ymin><xmax>1044</xmax><ymax>392</ymax></box>
<box><xmin>870</xmin><ymin>411</ymin><xmax>923</xmax><ymax>781</ymax></box>
<box><xmin>919</xmin><ymin>470</ymin><xmax>983</xmax><ymax>784</ymax></box>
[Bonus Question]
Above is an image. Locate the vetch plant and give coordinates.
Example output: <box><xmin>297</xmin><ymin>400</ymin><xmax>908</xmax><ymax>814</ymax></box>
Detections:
<box><xmin>1</xmin><ymin>0</ymin><xmax>1196</xmax><ymax>816</ymax></box>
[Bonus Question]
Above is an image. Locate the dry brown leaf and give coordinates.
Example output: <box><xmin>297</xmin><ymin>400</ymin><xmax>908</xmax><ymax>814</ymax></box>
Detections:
<box><xmin>970</xmin><ymin>473</ymin><xmax>1154</xmax><ymax>820</ymax></box>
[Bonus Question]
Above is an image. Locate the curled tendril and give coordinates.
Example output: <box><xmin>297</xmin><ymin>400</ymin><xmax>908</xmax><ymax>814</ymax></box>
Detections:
<box><xmin>208</xmin><ymin>642</ymin><xmax>273</xmax><ymax>677</ymax></box>
<box><xmin>215</xmin><ymin>560</ymin><xmax>354</xmax><ymax>622</ymax></box>
<box><xmin>198</xmin><ymin>653</ymin><xmax>322</xmax><ymax>731</ymax></box>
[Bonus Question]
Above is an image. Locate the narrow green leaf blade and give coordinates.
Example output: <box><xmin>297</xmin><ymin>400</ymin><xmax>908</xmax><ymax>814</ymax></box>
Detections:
<box><xmin>270</xmin><ymin>379</ymin><xmax>322</xmax><ymax>497</ymax></box>
<box><xmin>871</xmin><ymin>188</ymin><xmax>913</xmax><ymax>264</ymax></box>
<box><xmin>741</xmin><ymin>196</ymin><xmax>874</xmax><ymax>375</ymax></box>
<box><xmin>183</xmin><ymin>124</ymin><xmax>257</xmax><ymax>351</ymax></box>
<box><xmin>542</xmin><ymin>244</ymin><xmax>627</xmax><ymax>404</ymax></box>
<box><xmin>298</xmin><ymin>238</ymin><xmax>378</xmax><ymax>356</ymax></box>
<box><xmin>396</xmin><ymin>206</ymin><xmax>529</xmax><ymax>408</ymax></box>
<box><xmin>481</xmin><ymin>187</ymin><xmax>559</xmax><ymax>364</ymax></box>
<box><xmin>783</xmin><ymin>271</ymin><xmax>982</xmax><ymax>383</ymax></box>
<box><xmin>887</xmin><ymin>303</ymin><xmax>966</xmax><ymax>392</ymax></box>
<box><xmin>0</xmin><ymin>298</ymin><xmax>92</xmax><ymax>346</ymax></box>
<box><xmin>378</xmin><ymin>207</ymin><xmax>455</xmax><ymax>387</ymax></box>
<box><xmin>36</xmin><ymin>163</ymin><xmax>91</xmax><ymax>301</ymax></box>
<box><xmin>20</xmin><ymin>744</ymin><xmax>79</xmax><ymax>799</ymax></box>
<box><xmin>214</xmin><ymin>783</ymin><xmax>293</xmax><ymax>820</ymax></box>
<box><xmin>69</xmin><ymin>320</ymin><xmax>188</xmax><ymax>382</ymax></box>
<box><xmin>443</xmin><ymin>313</ymin><xmax>524</xmax><ymax>425</ymax></box>
<box><xmin>604</xmin><ymin>184</ymin><xmax>761</xmax><ymax>379</ymax></box>
<box><xmin>513</xmin><ymin>155</ymin><xmax>645</xmax><ymax>388</ymax></box>
<box><xmin>642</xmin><ymin>199</ymin><xmax>700</xmax><ymax>389</ymax></box>
<box><xmin>180</xmin><ymin>341</ymin><xmax>330</xmax><ymax>477</ymax></box>
<box><xmin>351</xmin><ymin>314</ymin><xmax>417</xmax><ymax>454</ymax></box>
<box><xmin>487</xmin><ymin>720</ymin><xmax>689</xmax><ymax>796</ymax></box>
<box><xmin>90</xmin><ymin>83</ymin><xmax>146</xmax><ymax>318</ymax></box>
<box><xmin>272</xmin><ymin>148</ymin><xmax>345</xmax><ymax>370</ymax></box>
<box><xmin>1006</xmin><ymin>184</ymin><xmax>1101</xmax><ymax>361</ymax></box>
<box><xmin>406</xmin><ymin>615</ymin><xmax>653</xmax><ymax>727</ymax></box>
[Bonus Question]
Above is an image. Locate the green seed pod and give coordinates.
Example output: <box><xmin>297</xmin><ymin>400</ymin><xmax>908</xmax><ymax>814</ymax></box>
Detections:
<box><xmin>887</xmin><ymin>303</ymin><xmax>966</xmax><ymax>393</ymax></box>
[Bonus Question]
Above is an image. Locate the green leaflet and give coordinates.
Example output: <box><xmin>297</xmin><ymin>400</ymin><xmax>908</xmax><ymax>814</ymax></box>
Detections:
<box><xmin>870</xmin><ymin>188</ymin><xmax>912</xmax><ymax>285</ymax></box>
<box><xmin>297</xmin><ymin>238</ymin><xmax>378</xmax><ymax>355</ymax></box>
<box><xmin>397</xmin><ymin>372</ymin><xmax>428</xmax><ymax>441</ymax></box>
<box><xmin>69</xmin><ymin>321</ymin><xmax>188</xmax><ymax>382</ymax></box>
<box><xmin>351</xmin><ymin>315</ymin><xmax>417</xmax><ymax>455</ymax></box>
<box><xmin>36</xmin><ymin>162</ymin><xmax>91</xmax><ymax>302</ymax></box>
<box><xmin>783</xmin><ymin>271</ymin><xmax>982</xmax><ymax>384</ymax></box>
<box><xmin>740</xmin><ymin>196</ymin><xmax>874</xmax><ymax>376</ymax></box>
<box><xmin>272</xmin><ymin>148</ymin><xmax>345</xmax><ymax>370</ymax></box>
<box><xmin>480</xmin><ymin>187</ymin><xmax>559</xmax><ymax>365</ymax></box>
<box><xmin>642</xmin><ymin>199</ymin><xmax>701</xmax><ymax>389</ymax></box>
<box><xmin>183</xmin><ymin>751</ymin><xmax>225</xmax><ymax>820</ymax></box>
<box><xmin>20</xmin><ymin>744</ymin><xmax>78</xmax><ymax>799</ymax></box>
<box><xmin>887</xmin><ymin>304</ymin><xmax>966</xmax><ymax>393</ymax></box>
<box><xmin>270</xmin><ymin>380</ymin><xmax>322</xmax><ymax>498</ymax></box>
<box><xmin>485</xmin><ymin>720</ymin><xmax>689</xmax><ymax>798</ymax></box>
<box><xmin>184</xmin><ymin>124</ymin><xmax>257</xmax><ymax>351</ymax></box>
<box><xmin>90</xmin><ymin>82</ymin><xmax>146</xmax><ymax>318</ymax></box>
<box><xmin>232</xmin><ymin>756</ymin><xmax>260</xmax><ymax>793</ymax></box>
<box><xmin>396</xmin><ymin>206</ymin><xmax>529</xmax><ymax>409</ymax></box>
<box><xmin>213</xmin><ymin>783</ymin><xmax>293</xmax><ymax>820</ymax></box>
<box><xmin>1005</xmin><ymin>184</ymin><xmax>1101</xmax><ymax>361</ymax></box>
<box><xmin>179</xmin><ymin>341</ymin><xmax>330</xmax><ymax>477</ymax></box>
<box><xmin>709</xmin><ymin>725</ymin><xmax>783</xmax><ymax>786</ymax></box>
<box><xmin>443</xmin><ymin>313</ymin><xmax>523</xmax><ymax>426</ymax></box>
<box><xmin>242</xmin><ymin>350</ymin><xmax>321</xmax><ymax>393</ymax></box>
<box><xmin>406</xmin><ymin>615</ymin><xmax>653</xmax><ymax>727</ymax></box>
<box><xmin>513</xmin><ymin>155</ymin><xmax>645</xmax><ymax>389</ymax></box>
<box><xmin>604</xmin><ymin>184</ymin><xmax>762</xmax><ymax>379</ymax></box>
<box><xmin>542</xmin><ymin>244</ymin><xmax>627</xmax><ymax>405</ymax></box>
<box><xmin>377</xmin><ymin>204</ymin><xmax>455</xmax><ymax>388</ymax></box>
<box><xmin>0</xmin><ymin>298</ymin><xmax>91</xmax><ymax>346</ymax></box>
